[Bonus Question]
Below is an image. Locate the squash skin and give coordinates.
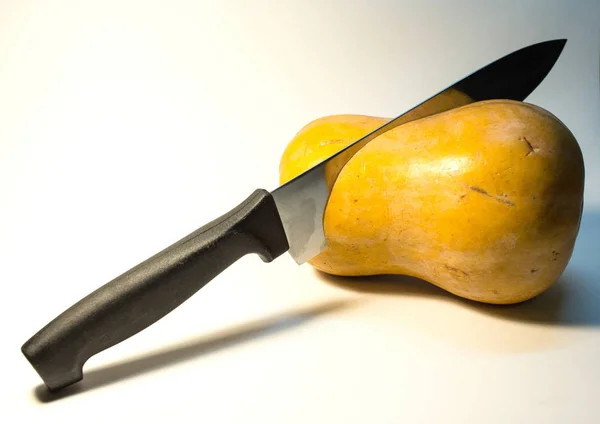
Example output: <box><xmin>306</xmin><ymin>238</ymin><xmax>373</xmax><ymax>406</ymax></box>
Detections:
<box><xmin>279</xmin><ymin>100</ymin><xmax>585</xmax><ymax>304</ymax></box>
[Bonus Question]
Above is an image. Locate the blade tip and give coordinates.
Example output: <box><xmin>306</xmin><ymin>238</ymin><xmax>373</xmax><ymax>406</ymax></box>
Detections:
<box><xmin>547</xmin><ymin>38</ymin><xmax>567</xmax><ymax>50</ymax></box>
<box><xmin>534</xmin><ymin>38</ymin><xmax>567</xmax><ymax>51</ymax></box>
<box><xmin>556</xmin><ymin>38</ymin><xmax>567</xmax><ymax>48</ymax></box>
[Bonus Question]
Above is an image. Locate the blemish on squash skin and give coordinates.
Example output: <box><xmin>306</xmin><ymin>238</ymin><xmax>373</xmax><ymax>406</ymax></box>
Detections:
<box><xmin>468</xmin><ymin>185</ymin><xmax>516</xmax><ymax>206</ymax></box>
<box><xmin>469</xmin><ymin>185</ymin><xmax>489</xmax><ymax>195</ymax></box>
<box><xmin>520</xmin><ymin>136</ymin><xmax>536</xmax><ymax>155</ymax></box>
<box><xmin>445</xmin><ymin>264</ymin><xmax>469</xmax><ymax>279</ymax></box>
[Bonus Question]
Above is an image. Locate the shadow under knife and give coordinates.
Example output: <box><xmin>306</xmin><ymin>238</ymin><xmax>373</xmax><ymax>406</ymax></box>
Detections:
<box><xmin>34</xmin><ymin>299</ymin><xmax>357</xmax><ymax>403</ymax></box>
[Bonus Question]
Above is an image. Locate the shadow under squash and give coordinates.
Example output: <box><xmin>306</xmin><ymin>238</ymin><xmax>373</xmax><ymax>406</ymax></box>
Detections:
<box><xmin>317</xmin><ymin>210</ymin><xmax>600</xmax><ymax>327</ymax></box>
<box><xmin>319</xmin><ymin>271</ymin><xmax>600</xmax><ymax>327</ymax></box>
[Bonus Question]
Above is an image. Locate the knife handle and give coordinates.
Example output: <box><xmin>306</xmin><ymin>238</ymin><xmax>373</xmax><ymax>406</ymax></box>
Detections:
<box><xmin>21</xmin><ymin>189</ymin><xmax>289</xmax><ymax>392</ymax></box>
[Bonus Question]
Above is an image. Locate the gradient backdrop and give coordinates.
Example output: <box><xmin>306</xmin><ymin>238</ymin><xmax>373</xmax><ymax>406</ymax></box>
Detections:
<box><xmin>1</xmin><ymin>1</ymin><xmax>599</xmax><ymax>423</ymax></box>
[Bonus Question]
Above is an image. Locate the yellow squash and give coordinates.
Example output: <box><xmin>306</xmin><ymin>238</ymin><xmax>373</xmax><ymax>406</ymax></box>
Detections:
<box><xmin>279</xmin><ymin>100</ymin><xmax>585</xmax><ymax>304</ymax></box>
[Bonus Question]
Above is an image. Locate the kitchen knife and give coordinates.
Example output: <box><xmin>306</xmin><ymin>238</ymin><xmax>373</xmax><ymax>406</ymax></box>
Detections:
<box><xmin>22</xmin><ymin>39</ymin><xmax>566</xmax><ymax>391</ymax></box>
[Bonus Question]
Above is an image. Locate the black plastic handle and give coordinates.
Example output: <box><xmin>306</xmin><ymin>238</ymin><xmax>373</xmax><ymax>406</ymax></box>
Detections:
<box><xmin>22</xmin><ymin>189</ymin><xmax>289</xmax><ymax>391</ymax></box>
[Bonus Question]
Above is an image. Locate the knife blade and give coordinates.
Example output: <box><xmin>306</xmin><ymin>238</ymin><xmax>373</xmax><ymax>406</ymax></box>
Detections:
<box><xmin>22</xmin><ymin>39</ymin><xmax>566</xmax><ymax>391</ymax></box>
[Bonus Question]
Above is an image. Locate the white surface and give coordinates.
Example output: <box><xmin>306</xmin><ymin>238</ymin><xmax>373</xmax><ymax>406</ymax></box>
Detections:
<box><xmin>1</xmin><ymin>0</ymin><xmax>600</xmax><ymax>422</ymax></box>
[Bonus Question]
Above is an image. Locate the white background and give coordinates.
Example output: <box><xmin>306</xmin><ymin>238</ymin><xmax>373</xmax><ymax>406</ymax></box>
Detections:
<box><xmin>1</xmin><ymin>0</ymin><xmax>599</xmax><ymax>422</ymax></box>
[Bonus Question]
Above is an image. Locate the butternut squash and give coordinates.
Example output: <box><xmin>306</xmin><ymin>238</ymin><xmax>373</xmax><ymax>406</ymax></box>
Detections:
<box><xmin>279</xmin><ymin>100</ymin><xmax>585</xmax><ymax>304</ymax></box>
